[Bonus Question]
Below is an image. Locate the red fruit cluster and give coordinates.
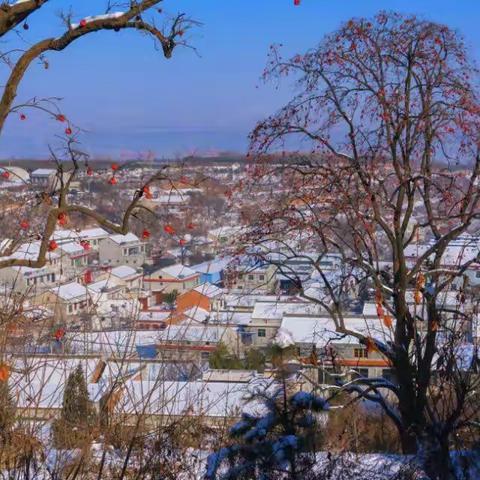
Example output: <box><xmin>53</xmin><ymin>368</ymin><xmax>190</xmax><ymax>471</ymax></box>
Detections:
<box><xmin>80</xmin><ymin>240</ymin><xmax>91</xmax><ymax>251</ymax></box>
<box><xmin>58</xmin><ymin>212</ymin><xmax>68</xmax><ymax>226</ymax></box>
<box><xmin>142</xmin><ymin>185</ymin><xmax>153</xmax><ymax>199</ymax></box>
<box><xmin>164</xmin><ymin>225</ymin><xmax>175</xmax><ymax>235</ymax></box>
<box><xmin>54</xmin><ymin>328</ymin><xmax>65</xmax><ymax>340</ymax></box>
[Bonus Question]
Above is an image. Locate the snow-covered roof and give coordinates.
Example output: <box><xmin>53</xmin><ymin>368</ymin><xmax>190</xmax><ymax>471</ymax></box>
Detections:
<box><xmin>88</xmin><ymin>279</ymin><xmax>120</xmax><ymax>294</ymax></box>
<box><xmin>1</xmin><ymin>248</ymin><xmax>58</xmax><ymax>274</ymax></box>
<box><xmin>50</xmin><ymin>282</ymin><xmax>88</xmax><ymax>301</ymax></box>
<box><xmin>111</xmin><ymin>265</ymin><xmax>138</xmax><ymax>279</ymax></box>
<box><xmin>160</xmin><ymin>264</ymin><xmax>198</xmax><ymax>280</ymax></box>
<box><xmin>193</xmin><ymin>283</ymin><xmax>223</xmax><ymax>298</ymax></box>
<box><xmin>279</xmin><ymin>315</ymin><xmax>394</xmax><ymax>347</ymax></box>
<box><xmin>31</xmin><ymin>168</ymin><xmax>56</xmax><ymax>177</ymax></box>
<box><xmin>53</xmin><ymin>227</ymin><xmax>109</xmax><ymax>244</ymax></box>
<box><xmin>190</xmin><ymin>257</ymin><xmax>232</xmax><ymax>274</ymax></box>
<box><xmin>79</xmin><ymin>227</ymin><xmax>109</xmax><ymax>239</ymax></box>
<box><xmin>182</xmin><ymin>306</ymin><xmax>210</xmax><ymax>323</ymax></box>
<box><xmin>65</xmin><ymin>330</ymin><xmax>159</xmax><ymax>356</ymax></box>
<box><xmin>113</xmin><ymin>379</ymin><xmax>262</xmax><ymax>418</ymax></box>
<box><xmin>157</xmin><ymin>325</ymin><xmax>229</xmax><ymax>344</ymax></box>
<box><xmin>11</xmin><ymin>356</ymin><xmax>100</xmax><ymax>389</ymax></box>
<box><xmin>109</xmin><ymin>232</ymin><xmax>140</xmax><ymax>244</ymax></box>
<box><xmin>211</xmin><ymin>310</ymin><xmax>252</xmax><ymax>326</ymax></box>
<box><xmin>0</xmin><ymin>166</ymin><xmax>29</xmax><ymax>183</ymax></box>
<box><xmin>58</xmin><ymin>242</ymin><xmax>85</xmax><ymax>255</ymax></box>
<box><xmin>251</xmin><ymin>301</ymin><xmax>322</xmax><ymax>321</ymax></box>
<box><xmin>224</xmin><ymin>294</ymin><xmax>292</xmax><ymax>308</ymax></box>
<box><xmin>16</xmin><ymin>382</ymin><xmax>102</xmax><ymax>410</ymax></box>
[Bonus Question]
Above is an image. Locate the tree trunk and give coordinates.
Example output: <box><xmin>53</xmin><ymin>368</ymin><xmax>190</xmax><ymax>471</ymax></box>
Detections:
<box><xmin>400</xmin><ymin>430</ymin><xmax>417</xmax><ymax>455</ymax></box>
<box><xmin>417</xmin><ymin>432</ymin><xmax>453</xmax><ymax>480</ymax></box>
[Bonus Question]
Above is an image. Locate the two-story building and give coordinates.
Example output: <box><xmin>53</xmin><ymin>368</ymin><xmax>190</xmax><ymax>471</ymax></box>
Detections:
<box><xmin>40</xmin><ymin>282</ymin><xmax>92</xmax><ymax>325</ymax></box>
<box><xmin>143</xmin><ymin>264</ymin><xmax>201</xmax><ymax>304</ymax></box>
<box><xmin>99</xmin><ymin>233</ymin><xmax>150</xmax><ymax>267</ymax></box>
<box><xmin>0</xmin><ymin>246</ymin><xmax>60</xmax><ymax>295</ymax></box>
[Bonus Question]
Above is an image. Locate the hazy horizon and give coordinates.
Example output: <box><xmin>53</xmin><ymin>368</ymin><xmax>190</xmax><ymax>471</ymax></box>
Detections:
<box><xmin>2</xmin><ymin>0</ymin><xmax>480</xmax><ymax>159</ymax></box>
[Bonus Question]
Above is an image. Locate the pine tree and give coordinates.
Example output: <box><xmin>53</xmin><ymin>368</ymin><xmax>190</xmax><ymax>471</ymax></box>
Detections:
<box><xmin>61</xmin><ymin>364</ymin><xmax>94</xmax><ymax>425</ymax></box>
<box><xmin>53</xmin><ymin>364</ymin><xmax>96</xmax><ymax>448</ymax></box>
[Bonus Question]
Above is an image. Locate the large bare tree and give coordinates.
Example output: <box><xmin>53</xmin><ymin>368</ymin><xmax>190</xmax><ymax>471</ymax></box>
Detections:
<box><xmin>236</xmin><ymin>11</ymin><xmax>480</xmax><ymax>479</ymax></box>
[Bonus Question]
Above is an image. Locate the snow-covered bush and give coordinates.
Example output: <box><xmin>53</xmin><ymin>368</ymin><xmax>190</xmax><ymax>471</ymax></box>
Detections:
<box><xmin>205</xmin><ymin>387</ymin><xmax>329</xmax><ymax>479</ymax></box>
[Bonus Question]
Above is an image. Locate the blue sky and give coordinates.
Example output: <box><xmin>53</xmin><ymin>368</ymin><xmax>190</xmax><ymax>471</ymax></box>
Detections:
<box><xmin>1</xmin><ymin>0</ymin><xmax>480</xmax><ymax>159</ymax></box>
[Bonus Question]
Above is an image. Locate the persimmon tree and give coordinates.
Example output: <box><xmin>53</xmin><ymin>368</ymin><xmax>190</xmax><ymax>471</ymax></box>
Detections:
<box><xmin>0</xmin><ymin>0</ymin><xmax>198</xmax><ymax>268</ymax></box>
<box><xmin>235</xmin><ymin>12</ymin><xmax>480</xmax><ymax>479</ymax></box>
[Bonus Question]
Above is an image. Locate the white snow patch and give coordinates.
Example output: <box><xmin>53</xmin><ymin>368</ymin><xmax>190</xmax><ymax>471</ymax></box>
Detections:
<box><xmin>71</xmin><ymin>12</ymin><xmax>124</xmax><ymax>29</ymax></box>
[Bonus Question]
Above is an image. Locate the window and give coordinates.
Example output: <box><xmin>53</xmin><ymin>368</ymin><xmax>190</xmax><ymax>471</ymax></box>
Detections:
<box><xmin>201</xmin><ymin>352</ymin><xmax>210</xmax><ymax>360</ymax></box>
<box><xmin>354</xmin><ymin>348</ymin><xmax>368</xmax><ymax>358</ymax></box>
<box><xmin>382</xmin><ymin>369</ymin><xmax>396</xmax><ymax>383</ymax></box>
<box><xmin>258</xmin><ymin>328</ymin><xmax>266</xmax><ymax>338</ymax></box>
<box><xmin>476</xmin><ymin>271</ymin><xmax>480</xmax><ymax>278</ymax></box>
<box><xmin>259</xmin><ymin>275</ymin><xmax>265</xmax><ymax>281</ymax></box>
<box><xmin>353</xmin><ymin>368</ymin><xmax>369</xmax><ymax>378</ymax></box>
<box><xmin>68</xmin><ymin>305</ymin><xmax>73</xmax><ymax>313</ymax></box>
<box><xmin>248</xmin><ymin>274</ymin><xmax>254</xmax><ymax>280</ymax></box>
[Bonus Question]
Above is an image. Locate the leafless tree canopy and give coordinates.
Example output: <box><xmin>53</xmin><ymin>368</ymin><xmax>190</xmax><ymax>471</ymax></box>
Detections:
<box><xmin>235</xmin><ymin>12</ymin><xmax>480</xmax><ymax>479</ymax></box>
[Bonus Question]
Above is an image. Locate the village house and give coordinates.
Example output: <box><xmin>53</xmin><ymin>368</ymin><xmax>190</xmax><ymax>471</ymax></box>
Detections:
<box><xmin>279</xmin><ymin>314</ymin><xmax>394</xmax><ymax>383</ymax></box>
<box><xmin>136</xmin><ymin>310</ymin><xmax>171</xmax><ymax>330</ymax></box>
<box><xmin>109</xmin><ymin>265</ymin><xmax>143</xmax><ymax>295</ymax></box>
<box><xmin>143</xmin><ymin>264</ymin><xmax>201</xmax><ymax>304</ymax></box>
<box><xmin>99</xmin><ymin>233</ymin><xmax>151</xmax><ymax>267</ymax></box>
<box><xmin>154</xmin><ymin>324</ymin><xmax>240</xmax><ymax>363</ymax></box>
<box><xmin>245</xmin><ymin>300</ymin><xmax>323</xmax><ymax>348</ymax></box>
<box><xmin>30</xmin><ymin>168</ymin><xmax>57</xmax><ymax>188</ymax></box>
<box><xmin>0</xmin><ymin>246</ymin><xmax>60</xmax><ymax>294</ymax></box>
<box><xmin>176</xmin><ymin>282</ymin><xmax>224</xmax><ymax>314</ymax></box>
<box><xmin>57</xmin><ymin>242</ymin><xmax>91</xmax><ymax>281</ymax></box>
<box><xmin>225</xmin><ymin>261</ymin><xmax>278</xmax><ymax>294</ymax></box>
<box><xmin>53</xmin><ymin>227</ymin><xmax>110</xmax><ymax>253</ymax></box>
<box><xmin>40</xmin><ymin>281</ymin><xmax>92</xmax><ymax>325</ymax></box>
